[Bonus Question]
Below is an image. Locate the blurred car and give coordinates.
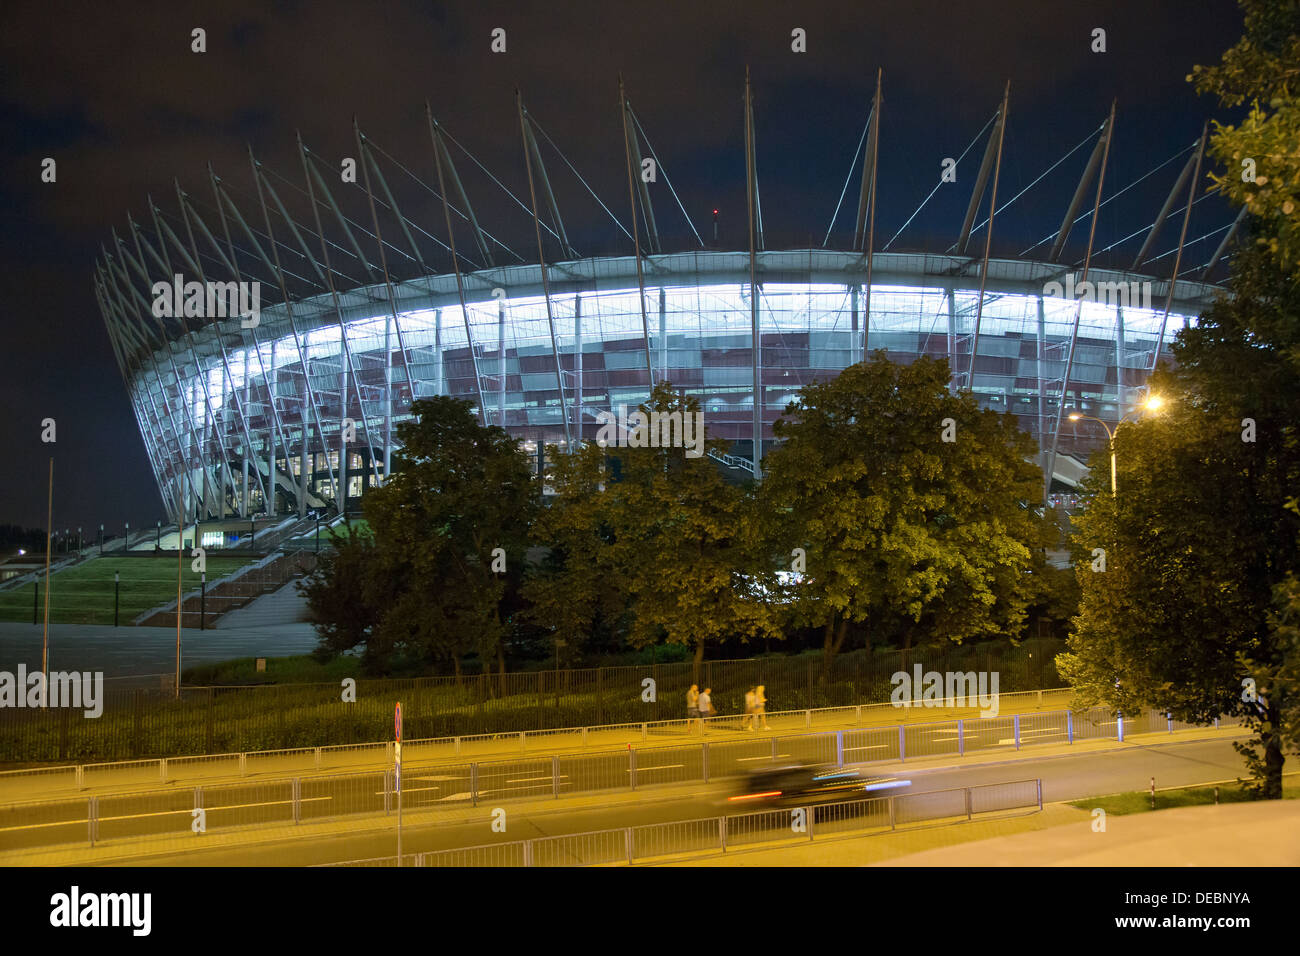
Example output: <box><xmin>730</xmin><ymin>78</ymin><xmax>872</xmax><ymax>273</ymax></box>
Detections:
<box><xmin>728</xmin><ymin>762</ymin><xmax>911</xmax><ymax>808</ymax></box>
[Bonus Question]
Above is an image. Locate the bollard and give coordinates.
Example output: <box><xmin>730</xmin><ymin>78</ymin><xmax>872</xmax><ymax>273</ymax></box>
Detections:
<box><xmin>629</xmin><ymin>745</ymin><xmax>637</xmax><ymax>790</ymax></box>
<box><xmin>1167</xmin><ymin>713</ymin><xmax>1173</xmax><ymax>733</ymax></box>
<box><xmin>720</xmin><ymin>816</ymin><xmax>727</xmax><ymax>852</ymax></box>
<box><xmin>641</xmin><ymin>722</ymin><xmax>647</xmax><ymax>741</ymax></box>
<box><xmin>552</xmin><ymin>755</ymin><xmax>560</xmax><ymax>799</ymax></box>
<box><xmin>239</xmin><ymin>753</ymin><xmax>247</xmax><ymax>776</ymax></box>
<box><xmin>965</xmin><ymin>788</ymin><xmax>972</xmax><ymax>819</ymax></box>
<box><xmin>702</xmin><ymin>742</ymin><xmax>710</xmax><ymax>783</ymax></box>
<box><xmin>76</xmin><ymin>765</ymin><xmax>84</xmax><ymax>790</ymax></box>
<box><xmin>160</xmin><ymin>758</ymin><xmax>168</xmax><ymax>783</ymax></box>
<box><xmin>455</xmin><ymin>736</ymin><xmax>462</xmax><ymax>755</ymax></box>
<box><xmin>87</xmin><ymin>797</ymin><xmax>97</xmax><ymax>847</ymax></box>
<box><xmin>625</xmin><ymin>827</ymin><xmax>634</xmax><ymax>864</ymax></box>
<box><xmin>470</xmin><ymin>763</ymin><xmax>478</xmax><ymax>807</ymax></box>
<box><xmin>292</xmin><ymin>777</ymin><xmax>301</xmax><ymax>824</ymax></box>
<box><xmin>888</xmin><ymin>795</ymin><xmax>896</xmax><ymax>829</ymax></box>
<box><xmin>1117</xmin><ymin>714</ymin><xmax>1125</xmax><ymax>742</ymax></box>
<box><xmin>1150</xmin><ymin>776</ymin><xmax>1155</xmax><ymax>809</ymax></box>
<box><xmin>1215</xmin><ymin>786</ymin><xmax>1220</xmax><ymax>805</ymax></box>
<box><xmin>1067</xmin><ymin>711</ymin><xmax>1074</xmax><ymax>744</ymax></box>
<box><xmin>314</xmin><ymin>747</ymin><xmax>321</xmax><ymax>771</ymax></box>
<box><xmin>898</xmin><ymin>725</ymin><xmax>906</xmax><ymax>762</ymax></box>
<box><xmin>957</xmin><ymin>719</ymin><xmax>964</xmax><ymax>756</ymax></box>
<box><xmin>1013</xmin><ymin>715</ymin><xmax>1021</xmax><ymax>750</ymax></box>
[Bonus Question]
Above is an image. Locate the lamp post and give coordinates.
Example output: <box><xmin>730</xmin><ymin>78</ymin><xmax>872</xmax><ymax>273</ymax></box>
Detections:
<box><xmin>156</xmin><ymin>520</ymin><xmax>161</xmax><ymax>549</ymax></box>
<box><xmin>114</xmin><ymin>571</ymin><xmax>120</xmax><ymax>627</ymax></box>
<box><xmin>1068</xmin><ymin>394</ymin><xmax>1166</xmax><ymax>497</ymax></box>
<box><xmin>98</xmin><ymin>524</ymin><xmax>104</xmax><ymax>556</ymax></box>
<box><xmin>124</xmin><ymin>521</ymin><xmax>129</xmax><ymax>551</ymax></box>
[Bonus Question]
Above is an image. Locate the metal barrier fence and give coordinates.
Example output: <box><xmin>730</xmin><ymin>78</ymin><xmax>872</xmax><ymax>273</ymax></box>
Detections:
<box><xmin>0</xmin><ymin>704</ymin><xmax>1238</xmax><ymax>854</ymax></box>
<box><xmin>0</xmin><ymin>639</ymin><xmax>1065</xmax><ymax>762</ymax></box>
<box><xmin>0</xmin><ymin>687</ymin><xmax>1075</xmax><ymax>796</ymax></box>
<box><xmin>324</xmin><ymin>779</ymin><xmax>1044</xmax><ymax>867</ymax></box>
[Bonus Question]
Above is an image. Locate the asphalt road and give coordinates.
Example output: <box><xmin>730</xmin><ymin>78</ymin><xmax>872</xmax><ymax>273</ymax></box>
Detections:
<box><xmin>105</xmin><ymin>736</ymin><xmax>1248</xmax><ymax>866</ymax></box>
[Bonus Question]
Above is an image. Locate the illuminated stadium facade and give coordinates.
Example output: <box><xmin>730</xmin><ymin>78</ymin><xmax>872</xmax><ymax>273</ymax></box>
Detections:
<box><xmin>94</xmin><ymin>88</ymin><xmax>1230</xmax><ymax>521</ymax></box>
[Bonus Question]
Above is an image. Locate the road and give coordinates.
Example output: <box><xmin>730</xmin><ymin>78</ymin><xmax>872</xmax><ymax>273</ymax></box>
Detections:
<box><xmin>60</xmin><ymin>735</ymin><xmax>1251</xmax><ymax>866</ymax></box>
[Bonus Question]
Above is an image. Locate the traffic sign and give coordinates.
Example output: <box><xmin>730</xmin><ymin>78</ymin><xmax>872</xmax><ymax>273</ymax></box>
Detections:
<box><xmin>395</xmin><ymin>701</ymin><xmax>402</xmax><ymax>743</ymax></box>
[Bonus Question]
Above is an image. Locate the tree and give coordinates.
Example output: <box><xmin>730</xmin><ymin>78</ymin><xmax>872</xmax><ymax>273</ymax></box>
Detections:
<box><xmin>360</xmin><ymin>396</ymin><xmax>538</xmax><ymax>682</ymax></box>
<box><xmin>1190</xmin><ymin>0</ymin><xmax>1300</xmax><ymax>273</ymax></box>
<box><xmin>521</xmin><ymin>441</ymin><xmax>633</xmax><ymax>663</ymax></box>
<box><xmin>1058</xmin><ymin>237</ymin><xmax>1300</xmax><ymax>796</ymax></box>
<box><xmin>761</xmin><ymin>353</ymin><xmax>1045</xmax><ymax>673</ymax></box>
<box><xmin>298</xmin><ymin>523</ymin><xmax>385</xmax><ymax>665</ymax></box>
<box><xmin>601</xmin><ymin>383</ymin><xmax>782</xmax><ymax>676</ymax></box>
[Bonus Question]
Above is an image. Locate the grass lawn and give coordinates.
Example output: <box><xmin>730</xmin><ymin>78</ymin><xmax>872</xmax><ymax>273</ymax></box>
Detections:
<box><xmin>1071</xmin><ymin>779</ymin><xmax>1300</xmax><ymax>815</ymax></box>
<box><xmin>0</xmin><ymin>555</ymin><xmax>256</xmax><ymax>625</ymax></box>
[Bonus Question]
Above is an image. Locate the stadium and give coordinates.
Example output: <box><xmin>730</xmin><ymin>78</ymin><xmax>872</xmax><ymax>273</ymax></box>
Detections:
<box><xmin>93</xmin><ymin>88</ymin><xmax>1231</xmax><ymax>523</ymax></box>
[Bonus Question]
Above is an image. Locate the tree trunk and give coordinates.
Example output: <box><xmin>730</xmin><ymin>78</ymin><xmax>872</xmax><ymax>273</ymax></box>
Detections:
<box><xmin>1263</xmin><ymin>704</ymin><xmax>1284</xmax><ymax>799</ymax></box>
<box><xmin>692</xmin><ymin>639</ymin><xmax>704</xmax><ymax>686</ymax></box>
<box><xmin>821</xmin><ymin>615</ymin><xmax>849</xmax><ymax>679</ymax></box>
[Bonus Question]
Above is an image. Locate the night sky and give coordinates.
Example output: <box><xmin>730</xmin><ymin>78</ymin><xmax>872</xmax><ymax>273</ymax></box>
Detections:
<box><xmin>0</xmin><ymin>0</ymin><xmax>1243</xmax><ymax>532</ymax></box>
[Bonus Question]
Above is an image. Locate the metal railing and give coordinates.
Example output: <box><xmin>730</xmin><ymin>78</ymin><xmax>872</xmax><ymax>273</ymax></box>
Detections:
<box><xmin>0</xmin><ymin>688</ymin><xmax>1075</xmax><ymax>797</ymax></box>
<box><xmin>325</xmin><ymin>779</ymin><xmax>1044</xmax><ymax>867</ymax></box>
<box><xmin>0</xmin><ymin>640</ymin><xmax>1067</xmax><ymax>762</ymax></box>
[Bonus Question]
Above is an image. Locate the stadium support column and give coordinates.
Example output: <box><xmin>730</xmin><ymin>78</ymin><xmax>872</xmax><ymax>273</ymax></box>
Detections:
<box><xmin>268</xmin><ymin>339</ymin><xmax>278</xmax><ymax>519</ymax></box>
<box><xmin>659</xmin><ymin>289</ymin><xmax>667</xmax><ymax>382</ymax></box>
<box><xmin>517</xmin><ymin>90</ymin><xmax>573</xmax><ymax>451</ymax></box>
<box><xmin>498</xmin><ymin>296</ymin><xmax>506</xmax><ymax>427</ymax></box>
<box><xmin>340</xmin><ymin>359</ymin><xmax>348</xmax><ymax>517</ymax></box>
<box><xmin>242</xmin><ymin>371</ymin><xmax>252</xmax><ymax>517</ymax></box>
<box><xmin>1036</xmin><ymin>295</ymin><xmax>1047</xmax><ymax>449</ymax></box>
<box><xmin>946</xmin><ymin>284</ymin><xmax>958</xmax><ymax>391</ymax></box>
<box><xmin>385</xmin><ymin>314</ymin><xmax>393</xmax><ymax>482</ymax></box>
<box><xmin>435</xmin><ymin>308</ymin><xmax>443</xmax><ymax>397</ymax></box>
<box><xmin>428</xmin><ymin>107</ymin><xmax>489</xmax><ymax>427</ymax></box>
<box><xmin>1115</xmin><ymin>302</ymin><xmax>1126</xmax><ymax>415</ymax></box>
<box><xmin>618</xmin><ymin>76</ymin><xmax>656</xmax><ymax>395</ymax></box>
<box><xmin>969</xmin><ymin>81</ymin><xmax>1009</xmax><ymax>391</ymax></box>
<box><xmin>574</xmin><ymin>294</ymin><xmax>582</xmax><ymax>443</ymax></box>
<box><xmin>851</xmin><ymin>285</ymin><xmax>859</xmax><ymax>362</ymax></box>
<box><xmin>1150</xmin><ymin>123</ymin><xmax>1207</xmax><ymax>375</ymax></box>
<box><xmin>1044</xmin><ymin>101</ymin><xmax>1116</xmax><ymax>504</ymax></box>
<box><xmin>744</xmin><ymin>67</ymin><xmax>762</xmax><ymax>478</ymax></box>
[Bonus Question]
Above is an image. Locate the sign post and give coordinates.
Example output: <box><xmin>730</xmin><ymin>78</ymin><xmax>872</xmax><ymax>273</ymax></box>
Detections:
<box><xmin>395</xmin><ymin>701</ymin><xmax>402</xmax><ymax>865</ymax></box>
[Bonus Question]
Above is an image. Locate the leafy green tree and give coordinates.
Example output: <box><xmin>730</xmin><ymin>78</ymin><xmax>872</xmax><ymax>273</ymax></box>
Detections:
<box><xmin>603</xmin><ymin>383</ymin><xmax>783</xmax><ymax>676</ymax></box>
<box><xmin>1190</xmin><ymin>0</ymin><xmax>1300</xmax><ymax>274</ymax></box>
<box><xmin>299</xmin><ymin>523</ymin><xmax>385</xmax><ymax>664</ymax></box>
<box><xmin>521</xmin><ymin>441</ymin><xmax>633</xmax><ymax>663</ymax></box>
<box><xmin>1058</xmin><ymin>233</ymin><xmax>1300</xmax><ymax>795</ymax></box>
<box><xmin>762</xmin><ymin>353</ymin><xmax>1044</xmax><ymax>673</ymax></box>
<box><xmin>361</xmin><ymin>396</ymin><xmax>538</xmax><ymax>682</ymax></box>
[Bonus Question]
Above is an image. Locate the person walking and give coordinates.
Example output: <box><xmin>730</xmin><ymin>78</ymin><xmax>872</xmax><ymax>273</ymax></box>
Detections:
<box><xmin>686</xmin><ymin>684</ymin><xmax>701</xmax><ymax>734</ymax></box>
<box><xmin>743</xmin><ymin>686</ymin><xmax>756</xmax><ymax>731</ymax></box>
<box><xmin>697</xmin><ymin>686</ymin><xmax>715</xmax><ymax>731</ymax></box>
<box><xmin>755</xmin><ymin>684</ymin><xmax>770</xmax><ymax>730</ymax></box>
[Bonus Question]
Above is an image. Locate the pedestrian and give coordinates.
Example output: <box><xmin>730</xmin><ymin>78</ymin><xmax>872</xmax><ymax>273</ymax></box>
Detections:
<box><xmin>686</xmin><ymin>684</ymin><xmax>700</xmax><ymax>733</ymax></box>
<box><xmin>743</xmin><ymin>686</ymin><xmax>756</xmax><ymax>731</ymax></box>
<box><xmin>755</xmin><ymin>684</ymin><xmax>770</xmax><ymax>730</ymax></box>
<box><xmin>698</xmin><ymin>686</ymin><xmax>715</xmax><ymax>731</ymax></box>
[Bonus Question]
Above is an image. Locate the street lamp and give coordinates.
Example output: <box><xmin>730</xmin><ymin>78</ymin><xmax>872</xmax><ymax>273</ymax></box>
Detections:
<box><xmin>98</xmin><ymin>524</ymin><xmax>104</xmax><ymax>556</ymax></box>
<box><xmin>1068</xmin><ymin>394</ymin><xmax>1167</xmax><ymax>497</ymax></box>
